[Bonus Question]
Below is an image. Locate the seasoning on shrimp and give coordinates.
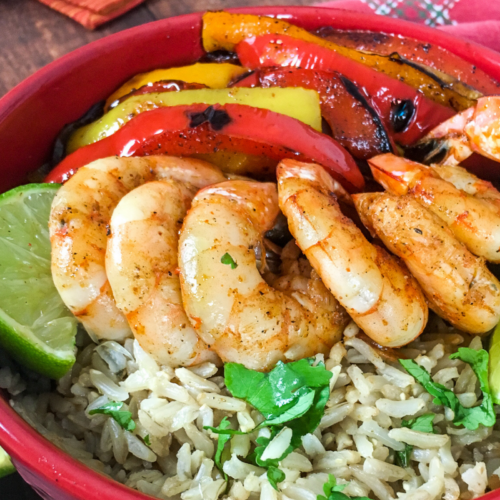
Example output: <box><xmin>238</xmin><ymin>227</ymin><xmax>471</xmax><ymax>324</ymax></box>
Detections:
<box><xmin>49</xmin><ymin>155</ymin><xmax>224</xmax><ymax>342</ymax></box>
<box><xmin>106</xmin><ymin>161</ymin><xmax>226</xmax><ymax>366</ymax></box>
<box><xmin>178</xmin><ymin>180</ymin><xmax>350</xmax><ymax>371</ymax></box>
<box><xmin>353</xmin><ymin>192</ymin><xmax>500</xmax><ymax>334</ymax></box>
<box><xmin>369</xmin><ymin>153</ymin><xmax>500</xmax><ymax>263</ymax></box>
<box><xmin>277</xmin><ymin>159</ymin><xmax>428</xmax><ymax>347</ymax></box>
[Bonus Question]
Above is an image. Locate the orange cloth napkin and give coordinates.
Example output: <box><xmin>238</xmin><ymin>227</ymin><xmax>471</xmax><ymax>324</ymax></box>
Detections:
<box><xmin>37</xmin><ymin>0</ymin><xmax>146</xmax><ymax>29</ymax></box>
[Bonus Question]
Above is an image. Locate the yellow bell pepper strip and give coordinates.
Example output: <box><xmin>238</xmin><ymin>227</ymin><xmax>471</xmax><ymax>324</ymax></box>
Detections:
<box><xmin>104</xmin><ymin>62</ymin><xmax>249</xmax><ymax>111</ymax></box>
<box><xmin>201</xmin><ymin>11</ymin><xmax>475</xmax><ymax>112</ymax></box>
<box><xmin>192</xmin><ymin>151</ymin><xmax>277</xmax><ymax>178</ymax></box>
<box><xmin>47</xmin><ymin>103</ymin><xmax>364</xmax><ymax>191</ymax></box>
<box><xmin>67</xmin><ymin>87</ymin><xmax>322</xmax><ymax>153</ymax></box>
<box><xmin>109</xmin><ymin>80</ymin><xmax>208</xmax><ymax>110</ymax></box>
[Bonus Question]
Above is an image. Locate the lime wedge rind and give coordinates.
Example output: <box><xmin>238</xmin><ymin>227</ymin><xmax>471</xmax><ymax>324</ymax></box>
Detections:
<box><xmin>0</xmin><ymin>183</ymin><xmax>77</xmax><ymax>380</ymax></box>
<box><xmin>0</xmin><ymin>446</ymin><xmax>15</xmax><ymax>479</ymax></box>
<box><xmin>0</xmin><ymin>309</ymin><xmax>76</xmax><ymax>380</ymax></box>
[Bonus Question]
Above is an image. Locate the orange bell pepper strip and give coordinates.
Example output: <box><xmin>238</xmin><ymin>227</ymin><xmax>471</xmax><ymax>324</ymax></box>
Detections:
<box><xmin>202</xmin><ymin>11</ymin><xmax>475</xmax><ymax>111</ymax></box>
<box><xmin>235</xmin><ymin>34</ymin><xmax>455</xmax><ymax>146</ymax></box>
<box><xmin>314</xmin><ymin>27</ymin><xmax>499</xmax><ymax>96</ymax></box>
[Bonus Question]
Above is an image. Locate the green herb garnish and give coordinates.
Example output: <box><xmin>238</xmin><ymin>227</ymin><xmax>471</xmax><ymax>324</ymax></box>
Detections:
<box><xmin>143</xmin><ymin>434</ymin><xmax>151</xmax><ymax>446</ymax></box>
<box><xmin>209</xmin><ymin>358</ymin><xmax>332</xmax><ymax>490</ymax></box>
<box><xmin>318</xmin><ymin>474</ymin><xmax>371</xmax><ymax>500</ymax></box>
<box><xmin>221</xmin><ymin>252</ymin><xmax>238</xmax><ymax>269</ymax></box>
<box><xmin>267</xmin><ymin>466</ymin><xmax>286</xmax><ymax>490</ymax></box>
<box><xmin>394</xmin><ymin>413</ymin><xmax>435</xmax><ymax>468</ymax></box>
<box><xmin>399</xmin><ymin>347</ymin><xmax>495</xmax><ymax>430</ymax></box>
<box><xmin>205</xmin><ymin>417</ymin><xmax>232</xmax><ymax>480</ymax></box>
<box><xmin>89</xmin><ymin>401</ymin><xmax>136</xmax><ymax>432</ymax></box>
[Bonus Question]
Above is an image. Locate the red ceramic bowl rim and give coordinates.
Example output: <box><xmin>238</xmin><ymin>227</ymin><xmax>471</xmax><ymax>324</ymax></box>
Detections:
<box><xmin>1</xmin><ymin>6</ymin><xmax>500</xmax><ymax>500</ymax></box>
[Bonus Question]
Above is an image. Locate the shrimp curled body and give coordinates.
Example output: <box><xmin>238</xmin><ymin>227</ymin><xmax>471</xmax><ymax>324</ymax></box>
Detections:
<box><xmin>178</xmin><ymin>180</ymin><xmax>349</xmax><ymax>371</ymax></box>
<box><xmin>354</xmin><ymin>192</ymin><xmax>500</xmax><ymax>334</ymax></box>
<box><xmin>277</xmin><ymin>159</ymin><xmax>428</xmax><ymax>348</ymax></box>
<box><xmin>50</xmin><ymin>155</ymin><xmax>224</xmax><ymax>343</ymax></box>
<box><xmin>369</xmin><ymin>153</ymin><xmax>500</xmax><ymax>263</ymax></box>
<box><xmin>106</xmin><ymin>176</ymin><xmax>224</xmax><ymax>367</ymax></box>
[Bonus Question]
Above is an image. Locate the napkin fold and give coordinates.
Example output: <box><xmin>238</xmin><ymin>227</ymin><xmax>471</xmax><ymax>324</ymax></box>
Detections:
<box><xmin>37</xmin><ymin>0</ymin><xmax>145</xmax><ymax>29</ymax></box>
<box><xmin>315</xmin><ymin>0</ymin><xmax>500</xmax><ymax>52</ymax></box>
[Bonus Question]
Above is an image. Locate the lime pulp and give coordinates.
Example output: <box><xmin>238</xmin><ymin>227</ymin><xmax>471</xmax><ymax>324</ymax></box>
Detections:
<box><xmin>0</xmin><ymin>184</ymin><xmax>77</xmax><ymax>379</ymax></box>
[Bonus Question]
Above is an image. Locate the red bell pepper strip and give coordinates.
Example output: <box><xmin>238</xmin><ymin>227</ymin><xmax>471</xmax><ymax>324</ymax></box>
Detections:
<box><xmin>109</xmin><ymin>80</ymin><xmax>207</xmax><ymax>109</ymax></box>
<box><xmin>314</xmin><ymin>28</ymin><xmax>500</xmax><ymax>96</ymax></box>
<box><xmin>46</xmin><ymin>103</ymin><xmax>364</xmax><ymax>191</ymax></box>
<box><xmin>236</xmin><ymin>34</ymin><xmax>455</xmax><ymax>146</ymax></box>
<box><xmin>231</xmin><ymin>71</ymin><xmax>259</xmax><ymax>88</ymax></box>
<box><xmin>242</xmin><ymin>68</ymin><xmax>394</xmax><ymax>160</ymax></box>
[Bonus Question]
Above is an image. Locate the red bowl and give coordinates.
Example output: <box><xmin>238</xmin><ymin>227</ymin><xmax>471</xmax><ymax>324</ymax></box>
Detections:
<box><xmin>2</xmin><ymin>6</ymin><xmax>500</xmax><ymax>500</ymax></box>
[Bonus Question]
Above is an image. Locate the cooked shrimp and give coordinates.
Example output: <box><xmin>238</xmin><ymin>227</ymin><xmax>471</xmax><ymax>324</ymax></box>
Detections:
<box><xmin>421</xmin><ymin>96</ymin><xmax>500</xmax><ymax>165</ymax></box>
<box><xmin>353</xmin><ymin>192</ymin><xmax>500</xmax><ymax>334</ymax></box>
<box><xmin>369</xmin><ymin>153</ymin><xmax>500</xmax><ymax>262</ymax></box>
<box><xmin>178</xmin><ymin>180</ymin><xmax>349</xmax><ymax>371</ymax></box>
<box><xmin>277</xmin><ymin>159</ymin><xmax>428</xmax><ymax>348</ymax></box>
<box><xmin>106</xmin><ymin>180</ymin><xmax>223</xmax><ymax>367</ymax></box>
<box><xmin>50</xmin><ymin>155</ymin><xmax>224</xmax><ymax>341</ymax></box>
<box><xmin>431</xmin><ymin>163</ymin><xmax>500</xmax><ymax>210</ymax></box>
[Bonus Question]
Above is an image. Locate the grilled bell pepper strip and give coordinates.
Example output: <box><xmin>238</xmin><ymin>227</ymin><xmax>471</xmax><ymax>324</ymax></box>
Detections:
<box><xmin>68</xmin><ymin>87</ymin><xmax>322</xmax><ymax>153</ymax></box>
<box><xmin>192</xmin><ymin>150</ymin><xmax>278</xmax><ymax>177</ymax></box>
<box><xmin>46</xmin><ymin>103</ymin><xmax>364</xmax><ymax>191</ymax></box>
<box><xmin>236</xmin><ymin>34</ymin><xmax>455</xmax><ymax>146</ymax></box>
<box><xmin>253</xmin><ymin>68</ymin><xmax>394</xmax><ymax>159</ymax></box>
<box><xmin>109</xmin><ymin>80</ymin><xmax>207</xmax><ymax>109</ymax></box>
<box><xmin>105</xmin><ymin>62</ymin><xmax>248</xmax><ymax>110</ymax></box>
<box><xmin>202</xmin><ymin>11</ymin><xmax>474</xmax><ymax>111</ymax></box>
<box><xmin>231</xmin><ymin>71</ymin><xmax>259</xmax><ymax>88</ymax></box>
<box><xmin>314</xmin><ymin>27</ymin><xmax>500</xmax><ymax>96</ymax></box>
<box><xmin>108</xmin><ymin>78</ymin><xmax>277</xmax><ymax>176</ymax></box>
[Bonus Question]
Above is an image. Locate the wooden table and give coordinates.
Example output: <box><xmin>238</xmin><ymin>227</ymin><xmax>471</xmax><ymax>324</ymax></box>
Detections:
<box><xmin>0</xmin><ymin>0</ymin><xmax>318</xmax><ymax>97</ymax></box>
<box><xmin>0</xmin><ymin>1</ymin><xmax>320</xmax><ymax>497</ymax></box>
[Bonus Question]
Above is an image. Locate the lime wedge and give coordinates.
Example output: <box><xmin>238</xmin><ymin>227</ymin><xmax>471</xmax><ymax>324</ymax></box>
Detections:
<box><xmin>489</xmin><ymin>321</ymin><xmax>500</xmax><ymax>404</ymax></box>
<box><xmin>0</xmin><ymin>446</ymin><xmax>15</xmax><ymax>478</ymax></box>
<box><xmin>0</xmin><ymin>184</ymin><xmax>77</xmax><ymax>379</ymax></box>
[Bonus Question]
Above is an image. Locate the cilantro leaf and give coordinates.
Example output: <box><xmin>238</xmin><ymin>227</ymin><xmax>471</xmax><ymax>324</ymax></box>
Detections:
<box><xmin>253</xmin><ymin>432</ymin><xmax>293</xmax><ymax>469</ymax></box>
<box><xmin>402</xmin><ymin>413</ymin><xmax>435</xmax><ymax>433</ymax></box>
<box><xmin>207</xmin><ymin>417</ymin><xmax>232</xmax><ymax>479</ymax></box>
<box><xmin>258</xmin><ymin>390</ymin><xmax>315</xmax><ymax>428</ymax></box>
<box><xmin>143</xmin><ymin>434</ymin><xmax>151</xmax><ymax>446</ymax></box>
<box><xmin>225</xmin><ymin>359</ymin><xmax>332</xmax><ymax>419</ymax></box>
<box><xmin>322</xmin><ymin>474</ymin><xmax>346</xmax><ymax>496</ymax></box>
<box><xmin>224</xmin><ymin>359</ymin><xmax>332</xmax><ymax>492</ymax></box>
<box><xmin>395</xmin><ymin>414</ymin><xmax>435</xmax><ymax>468</ymax></box>
<box><xmin>287</xmin><ymin>384</ymin><xmax>330</xmax><ymax>449</ymax></box>
<box><xmin>400</xmin><ymin>348</ymin><xmax>495</xmax><ymax>430</ymax></box>
<box><xmin>318</xmin><ymin>474</ymin><xmax>370</xmax><ymax>500</ymax></box>
<box><xmin>203</xmin><ymin>427</ymin><xmax>247</xmax><ymax>436</ymax></box>
<box><xmin>221</xmin><ymin>252</ymin><xmax>237</xmax><ymax>269</ymax></box>
<box><xmin>267</xmin><ymin>466</ymin><xmax>286</xmax><ymax>490</ymax></box>
<box><xmin>225</xmin><ymin>359</ymin><xmax>332</xmax><ymax>451</ymax></box>
<box><xmin>89</xmin><ymin>401</ymin><xmax>136</xmax><ymax>432</ymax></box>
<box><xmin>250</xmin><ymin>432</ymin><xmax>290</xmax><ymax>492</ymax></box>
<box><xmin>450</xmin><ymin>348</ymin><xmax>495</xmax><ymax>428</ymax></box>
<box><xmin>394</xmin><ymin>444</ymin><xmax>412</xmax><ymax>469</ymax></box>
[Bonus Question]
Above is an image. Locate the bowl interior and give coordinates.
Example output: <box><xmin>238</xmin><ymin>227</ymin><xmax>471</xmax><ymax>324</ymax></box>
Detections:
<box><xmin>2</xmin><ymin>6</ymin><xmax>500</xmax><ymax>500</ymax></box>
